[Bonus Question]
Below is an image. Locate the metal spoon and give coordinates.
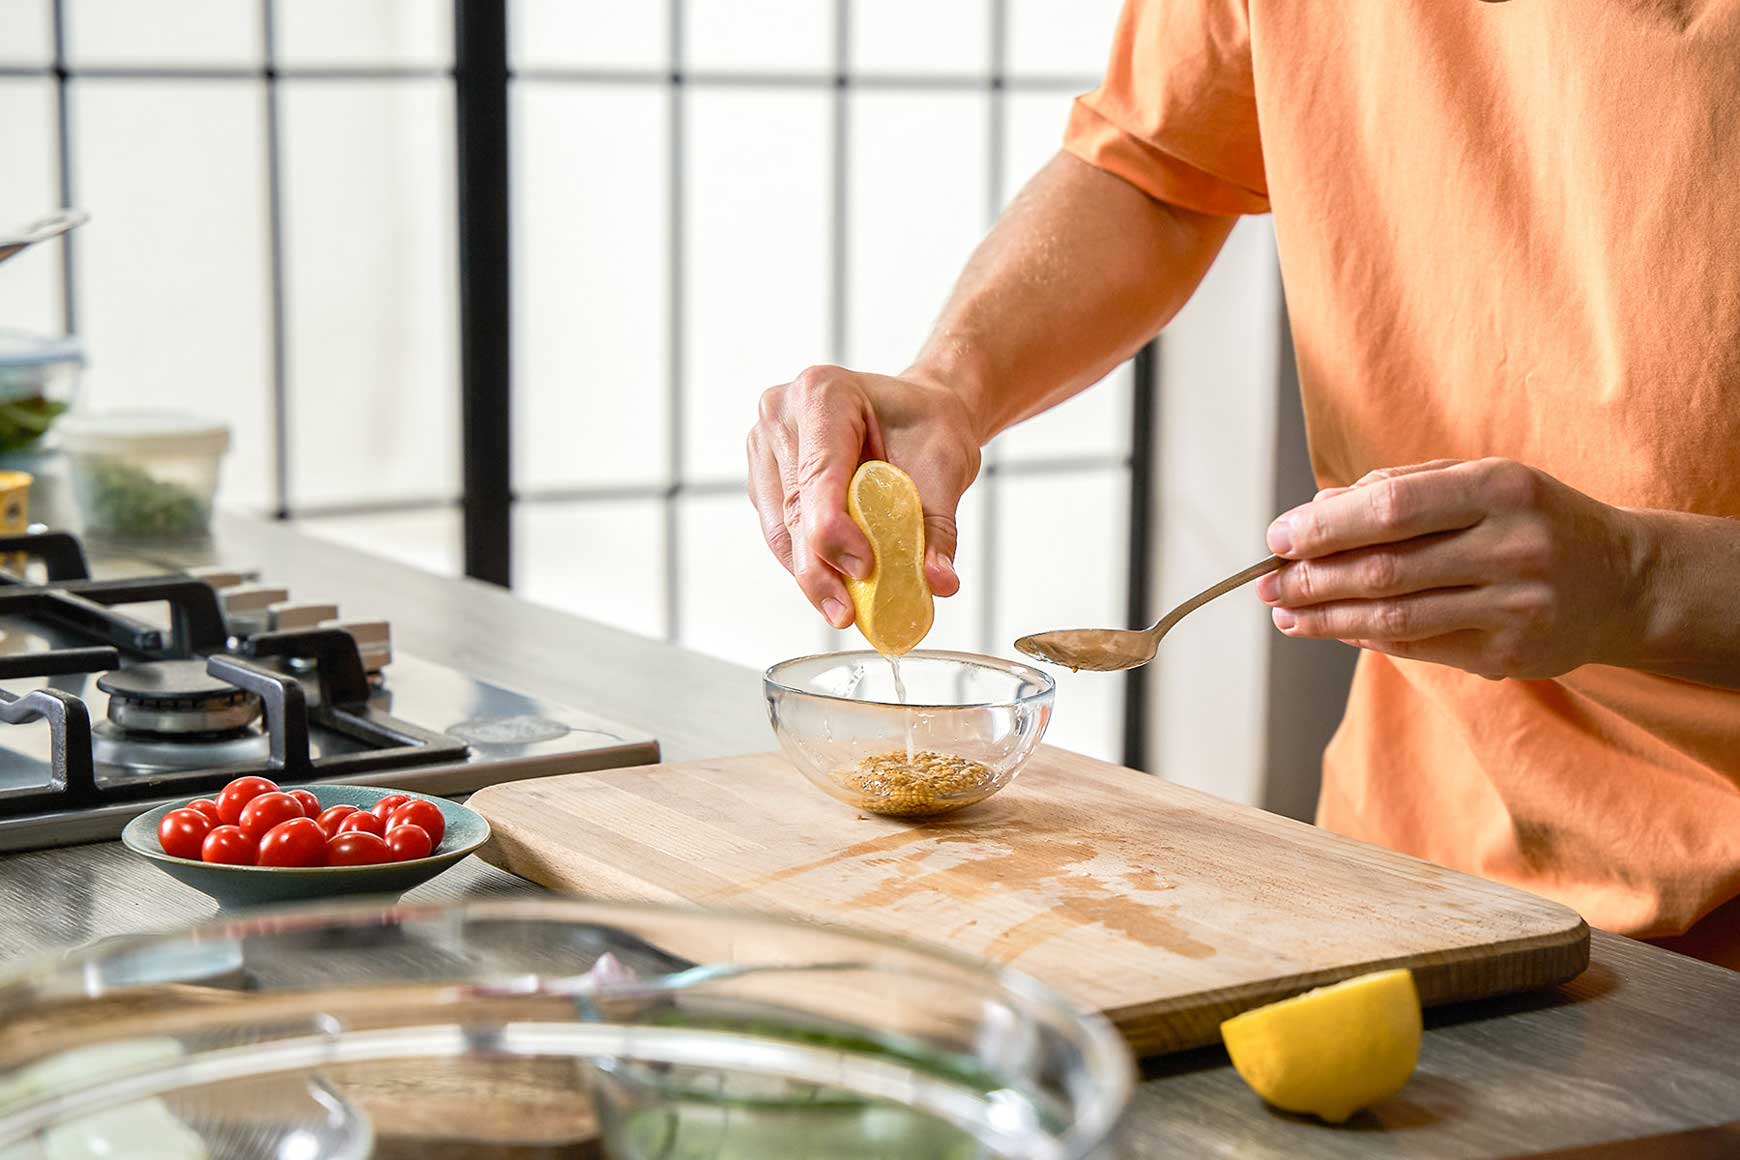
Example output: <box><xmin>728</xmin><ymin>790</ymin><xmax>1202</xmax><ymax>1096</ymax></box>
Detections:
<box><xmin>1015</xmin><ymin>555</ymin><xmax>1284</xmax><ymax>672</ymax></box>
<box><xmin>0</xmin><ymin>209</ymin><xmax>88</xmax><ymax>266</ymax></box>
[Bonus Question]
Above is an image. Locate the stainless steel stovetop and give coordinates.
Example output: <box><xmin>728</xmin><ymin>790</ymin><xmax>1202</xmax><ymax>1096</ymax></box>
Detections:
<box><xmin>0</xmin><ymin>530</ymin><xmax>658</xmax><ymax>851</ymax></box>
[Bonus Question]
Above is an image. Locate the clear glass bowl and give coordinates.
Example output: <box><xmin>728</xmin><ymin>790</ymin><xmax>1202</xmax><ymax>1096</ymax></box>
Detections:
<box><xmin>0</xmin><ymin>898</ymin><xmax>1131</xmax><ymax>1159</ymax></box>
<box><xmin>765</xmin><ymin>650</ymin><xmax>1056</xmax><ymax>818</ymax></box>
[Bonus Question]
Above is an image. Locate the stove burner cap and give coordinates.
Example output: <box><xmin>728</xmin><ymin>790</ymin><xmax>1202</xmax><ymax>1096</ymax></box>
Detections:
<box><xmin>97</xmin><ymin>659</ymin><xmax>263</xmax><ymax>735</ymax></box>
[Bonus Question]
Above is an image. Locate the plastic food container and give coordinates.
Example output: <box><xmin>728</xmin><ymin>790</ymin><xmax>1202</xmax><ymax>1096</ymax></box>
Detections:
<box><xmin>0</xmin><ymin>331</ymin><xmax>83</xmax><ymax>524</ymax></box>
<box><xmin>0</xmin><ymin>331</ymin><xmax>82</xmax><ymax>453</ymax></box>
<box><xmin>0</xmin><ymin>898</ymin><xmax>1133</xmax><ymax>1159</ymax></box>
<box><xmin>59</xmin><ymin>410</ymin><xmax>230</xmax><ymax>540</ymax></box>
<box><xmin>766</xmin><ymin>650</ymin><xmax>1056</xmax><ymax>818</ymax></box>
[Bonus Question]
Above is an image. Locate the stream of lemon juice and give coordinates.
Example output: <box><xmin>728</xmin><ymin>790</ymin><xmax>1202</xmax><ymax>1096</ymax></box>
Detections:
<box><xmin>887</xmin><ymin>653</ymin><xmax>915</xmax><ymax>761</ymax></box>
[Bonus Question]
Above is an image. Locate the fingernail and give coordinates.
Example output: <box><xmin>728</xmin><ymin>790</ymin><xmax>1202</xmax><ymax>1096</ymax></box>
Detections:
<box><xmin>822</xmin><ymin>598</ymin><xmax>850</xmax><ymax>628</ymax></box>
<box><xmin>1266</xmin><ymin>518</ymin><xmax>1294</xmax><ymax>556</ymax></box>
<box><xmin>839</xmin><ymin>553</ymin><xmax>871</xmax><ymax>581</ymax></box>
<box><xmin>1255</xmin><ymin>573</ymin><xmax>1280</xmax><ymax>604</ymax></box>
<box><xmin>1272</xmin><ymin>607</ymin><xmax>1297</xmax><ymax>632</ymax></box>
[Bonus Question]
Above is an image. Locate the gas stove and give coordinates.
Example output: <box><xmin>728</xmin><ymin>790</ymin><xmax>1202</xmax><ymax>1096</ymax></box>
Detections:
<box><xmin>0</xmin><ymin>530</ymin><xmax>658</xmax><ymax>851</ymax></box>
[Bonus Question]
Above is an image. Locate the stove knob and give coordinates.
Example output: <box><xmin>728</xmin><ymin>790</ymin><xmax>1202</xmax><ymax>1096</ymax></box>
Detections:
<box><xmin>321</xmin><ymin>619</ymin><xmax>392</xmax><ymax>674</ymax></box>
<box><xmin>188</xmin><ymin>565</ymin><xmax>261</xmax><ymax>589</ymax></box>
<box><xmin>268</xmin><ymin>601</ymin><xmax>339</xmax><ymax>631</ymax></box>
<box><xmin>220</xmin><ymin>584</ymin><xmax>291</xmax><ymax>638</ymax></box>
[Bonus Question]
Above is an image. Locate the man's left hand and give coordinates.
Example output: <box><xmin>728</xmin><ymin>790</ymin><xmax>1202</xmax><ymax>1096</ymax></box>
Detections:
<box><xmin>1257</xmin><ymin>458</ymin><xmax>1646</xmax><ymax>680</ymax></box>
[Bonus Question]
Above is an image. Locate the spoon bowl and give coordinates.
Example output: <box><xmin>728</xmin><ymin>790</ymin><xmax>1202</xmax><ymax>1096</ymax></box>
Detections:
<box><xmin>1016</xmin><ymin>556</ymin><xmax>1283</xmax><ymax>673</ymax></box>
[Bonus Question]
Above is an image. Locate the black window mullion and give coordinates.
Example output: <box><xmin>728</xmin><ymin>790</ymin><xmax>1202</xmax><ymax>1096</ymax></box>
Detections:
<box><xmin>454</xmin><ymin>0</ymin><xmax>513</xmax><ymax>586</ymax></box>
<box><xmin>663</xmin><ymin>0</ymin><xmax>686</xmax><ymax>642</ymax></box>
<box><xmin>49</xmin><ymin>0</ymin><xmax>75</xmax><ymax>334</ymax></box>
<box><xmin>261</xmin><ymin>0</ymin><xmax>291</xmax><ymax>520</ymax></box>
<box><xmin>1123</xmin><ymin>340</ymin><xmax>1159</xmax><ymax>770</ymax></box>
<box><xmin>825</xmin><ymin>0</ymin><xmax>849</xmax><ymax>654</ymax></box>
<box><xmin>978</xmin><ymin>0</ymin><xmax>1007</xmax><ymax>660</ymax></box>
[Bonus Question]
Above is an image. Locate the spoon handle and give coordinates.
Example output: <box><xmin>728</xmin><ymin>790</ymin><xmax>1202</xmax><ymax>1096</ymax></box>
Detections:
<box><xmin>1151</xmin><ymin>555</ymin><xmax>1284</xmax><ymax>639</ymax></box>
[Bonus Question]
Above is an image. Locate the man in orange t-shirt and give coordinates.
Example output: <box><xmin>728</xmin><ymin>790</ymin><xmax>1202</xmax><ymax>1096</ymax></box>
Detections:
<box><xmin>747</xmin><ymin>2</ymin><xmax>1740</xmax><ymax>964</ymax></box>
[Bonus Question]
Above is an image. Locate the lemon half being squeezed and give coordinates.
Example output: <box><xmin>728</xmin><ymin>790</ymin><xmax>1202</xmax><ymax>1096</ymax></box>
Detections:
<box><xmin>1220</xmin><ymin>968</ymin><xmax>1422</xmax><ymax>1123</ymax></box>
<box><xmin>843</xmin><ymin>460</ymin><xmax>934</xmax><ymax>656</ymax></box>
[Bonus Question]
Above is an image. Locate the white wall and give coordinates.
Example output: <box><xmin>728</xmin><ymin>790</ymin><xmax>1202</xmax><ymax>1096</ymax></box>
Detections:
<box><xmin>1150</xmin><ymin>218</ymin><xmax>1284</xmax><ymax>805</ymax></box>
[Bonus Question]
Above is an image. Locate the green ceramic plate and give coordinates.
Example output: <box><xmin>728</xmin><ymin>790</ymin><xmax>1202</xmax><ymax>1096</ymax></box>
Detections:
<box><xmin>122</xmin><ymin>784</ymin><xmax>490</xmax><ymax>910</ymax></box>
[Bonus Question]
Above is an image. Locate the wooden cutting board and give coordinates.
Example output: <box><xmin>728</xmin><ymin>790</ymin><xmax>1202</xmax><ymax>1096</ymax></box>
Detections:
<box><xmin>468</xmin><ymin>748</ymin><xmax>1589</xmax><ymax>1055</ymax></box>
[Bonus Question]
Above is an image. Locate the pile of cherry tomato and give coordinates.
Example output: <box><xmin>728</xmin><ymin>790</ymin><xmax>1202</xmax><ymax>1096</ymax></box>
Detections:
<box><xmin>156</xmin><ymin>776</ymin><xmax>447</xmax><ymax>868</ymax></box>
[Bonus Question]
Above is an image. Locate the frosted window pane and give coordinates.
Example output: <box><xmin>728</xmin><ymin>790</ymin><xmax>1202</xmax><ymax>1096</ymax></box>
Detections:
<box><xmin>677</xmin><ymin>491</ymin><xmax>830</xmax><ymax>670</ymax></box>
<box><xmin>684</xmin><ymin>0</ymin><xmax>832</xmax><ymax>74</ymax></box>
<box><xmin>514</xmin><ymin>84</ymin><xmax>668</xmax><ymax>491</ymax></box>
<box><xmin>993</xmin><ymin>363</ymin><xmax>1133</xmax><ymax>461</ymax></box>
<box><xmin>1002</xmin><ymin>91</ymin><xmax>1071</xmax><ymax>209</ymax></box>
<box><xmin>296</xmin><ymin>508</ymin><xmax>461</xmax><ymax>577</ymax></box>
<box><xmin>71</xmin><ymin>81</ymin><xmax>273</xmax><ymax>511</ymax></box>
<box><xmin>989</xmin><ymin>92</ymin><xmax>1135</xmax><ymax>462</ymax></box>
<box><xmin>993</xmin><ymin>470</ymin><xmax>1126</xmax><ymax>761</ymax></box>
<box><xmin>682</xmin><ymin>89</ymin><xmax>830</xmax><ymax>483</ymax></box>
<box><xmin>845</xmin><ymin>90</ymin><xmax>987</xmax><ymax>373</ymax></box>
<box><xmin>511</xmin><ymin>0</ymin><xmax>667</xmax><ymax>70</ymax></box>
<box><xmin>280</xmin><ymin>81</ymin><xmax>458</xmax><ymax>507</ymax></box>
<box><xmin>1007</xmin><ymin>0</ymin><xmax>1121</xmax><ymax>79</ymax></box>
<box><xmin>851</xmin><ymin>0</ymin><xmax>987</xmax><ymax>76</ymax></box>
<box><xmin>515</xmin><ymin>499</ymin><xmax>666</xmax><ymax>640</ymax></box>
<box><xmin>0</xmin><ymin>1</ymin><xmax>51</xmax><ymax>67</ymax></box>
<box><xmin>275</xmin><ymin>0</ymin><xmax>450</xmax><ymax>67</ymax></box>
<box><xmin>0</xmin><ymin>80</ymin><xmax>62</xmax><ymax>335</ymax></box>
<box><xmin>66</xmin><ymin>0</ymin><xmax>260</xmax><ymax>67</ymax></box>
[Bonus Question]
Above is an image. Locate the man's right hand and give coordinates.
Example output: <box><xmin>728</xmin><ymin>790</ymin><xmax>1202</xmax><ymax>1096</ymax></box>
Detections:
<box><xmin>747</xmin><ymin>365</ymin><xmax>982</xmax><ymax>629</ymax></box>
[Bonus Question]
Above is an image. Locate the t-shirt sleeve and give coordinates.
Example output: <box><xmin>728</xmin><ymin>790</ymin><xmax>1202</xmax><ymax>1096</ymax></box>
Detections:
<box><xmin>1063</xmin><ymin>0</ymin><xmax>1269</xmax><ymax>215</ymax></box>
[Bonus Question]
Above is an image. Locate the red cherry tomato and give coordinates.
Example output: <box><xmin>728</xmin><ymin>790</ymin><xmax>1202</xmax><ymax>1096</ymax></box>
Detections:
<box><xmin>384</xmin><ymin>823</ymin><xmax>432</xmax><ymax>862</ymax></box>
<box><xmin>185</xmin><ymin>798</ymin><xmax>222</xmax><ymax>826</ymax></box>
<box><xmin>314</xmin><ymin>804</ymin><xmax>359</xmax><ymax>839</ymax></box>
<box><xmin>372</xmin><ymin>793</ymin><xmax>411</xmax><ymax>812</ymax></box>
<box><xmin>157</xmin><ymin>808</ymin><xmax>213</xmax><ymax>860</ymax></box>
<box><xmin>238</xmin><ymin>791</ymin><xmax>307</xmax><ymax>843</ymax></box>
<box><xmin>285</xmin><ymin>789</ymin><xmax>322</xmax><ymax>818</ymax></box>
<box><xmin>200</xmin><ymin>824</ymin><xmax>255</xmax><ymax>865</ymax></box>
<box><xmin>256</xmin><ymin>818</ymin><xmax>327</xmax><ymax>867</ymax></box>
<box><xmin>325</xmin><ymin>830</ymin><xmax>392</xmax><ymax>866</ymax></box>
<box><xmin>386</xmin><ymin>799</ymin><xmax>445</xmax><ymax>848</ymax></box>
<box><xmin>217</xmin><ymin>776</ymin><xmax>279</xmax><ymax>825</ymax></box>
<box><xmin>337</xmin><ymin>810</ymin><xmax>385</xmax><ymax>837</ymax></box>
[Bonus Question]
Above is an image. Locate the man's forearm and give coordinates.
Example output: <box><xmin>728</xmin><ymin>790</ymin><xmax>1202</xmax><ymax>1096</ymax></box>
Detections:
<box><xmin>1625</xmin><ymin>509</ymin><xmax>1740</xmax><ymax>690</ymax></box>
<box><xmin>906</xmin><ymin>150</ymin><xmax>1235</xmax><ymax>444</ymax></box>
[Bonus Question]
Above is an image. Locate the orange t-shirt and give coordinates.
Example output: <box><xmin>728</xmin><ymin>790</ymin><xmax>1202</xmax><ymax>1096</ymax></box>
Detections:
<box><xmin>1064</xmin><ymin>1</ymin><xmax>1740</xmax><ymax>961</ymax></box>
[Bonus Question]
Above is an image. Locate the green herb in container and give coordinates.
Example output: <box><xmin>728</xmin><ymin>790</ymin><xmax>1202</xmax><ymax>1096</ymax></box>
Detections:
<box><xmin>59</xmin><ymin>411</ymin><xmax>230</xmax><ymax>540</ymax></box>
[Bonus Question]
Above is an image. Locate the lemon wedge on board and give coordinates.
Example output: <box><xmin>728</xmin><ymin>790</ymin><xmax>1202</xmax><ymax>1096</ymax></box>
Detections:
<box><xmin>843</xmin><ymin>460</ymin><xmax>934</xmax><ymax>656</ymax></box>
<box><xmin>1220</xmin><ymin>968</ymin><xmax>1422</xmax><ymax>1123</ymax></box>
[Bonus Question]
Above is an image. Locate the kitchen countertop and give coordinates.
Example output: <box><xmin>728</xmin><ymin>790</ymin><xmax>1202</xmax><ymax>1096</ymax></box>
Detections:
<box><xmin>2</xmin><ymin>513</ymin><xmax>1738</xmax><ymax>1158</ymax></box>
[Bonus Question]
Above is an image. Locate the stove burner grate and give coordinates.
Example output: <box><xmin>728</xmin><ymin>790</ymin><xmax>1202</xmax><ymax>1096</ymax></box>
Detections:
<box><xmin>96</xmin><ymin>660</ymin><xmax>263</xmax><ymax>735</ymax></box>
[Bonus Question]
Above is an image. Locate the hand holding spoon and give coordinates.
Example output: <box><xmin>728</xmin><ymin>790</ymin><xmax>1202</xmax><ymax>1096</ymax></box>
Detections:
<box><xmin>1015</xmin><ymin>556</ymin><xmax>1283</xmax><ymax>672</ymax></box>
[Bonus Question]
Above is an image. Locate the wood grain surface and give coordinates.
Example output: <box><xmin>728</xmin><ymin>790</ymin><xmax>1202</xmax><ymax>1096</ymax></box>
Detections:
<box><xmin>469</xmin><ymin>748</ymin><xmax>1589</xmax><ymax>1055</ymax></box>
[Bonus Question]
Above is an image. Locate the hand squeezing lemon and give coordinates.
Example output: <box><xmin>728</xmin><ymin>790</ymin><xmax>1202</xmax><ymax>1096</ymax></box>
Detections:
<box><xmin>1220</xmin><ymin>968</ymin><xmax>1422</xmax><ymax>1123</ymax></box>
<box><xmin>843</xmin><ymin>461</ymin><xmax>934</xmax><ymax>656</ymax></box>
